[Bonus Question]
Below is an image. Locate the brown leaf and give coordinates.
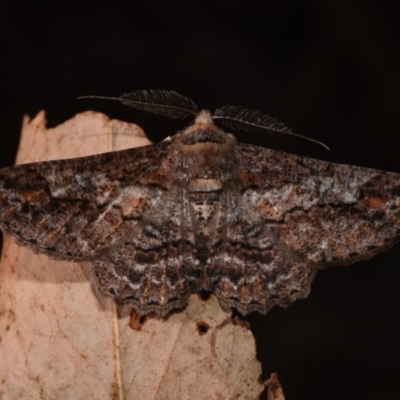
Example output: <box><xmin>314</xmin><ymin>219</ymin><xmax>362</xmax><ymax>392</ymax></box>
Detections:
<box><xmin>0</xmin><ymin>111</ymin><xmax>264</xmax><ymax>399</ymax></box>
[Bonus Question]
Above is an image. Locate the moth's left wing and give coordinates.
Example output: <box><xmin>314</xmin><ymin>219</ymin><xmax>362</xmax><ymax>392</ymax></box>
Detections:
<box><xmin>0</xmin><ymin>142</ymin><xmax>172</xmax><ymax>260</ymax></box>
<box><xmin>237</xmin><ymin>143</ymin><xmax>400</xmax><ymax>267</ymax></box>
<box><xmin>208</xmin><ymin>143</ymin><xmax>400</xmax><ymax>315</ymax></box>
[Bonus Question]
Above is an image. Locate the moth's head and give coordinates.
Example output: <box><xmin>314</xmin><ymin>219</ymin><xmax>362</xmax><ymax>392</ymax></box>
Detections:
<box><xmin>173</xmin><ymin>110</ymin><xmax>236</xmax><ymax>155</ymax></box>
<box><xmin>177</xmin><ymin>110</ymin><xmax>236</xmax><ymax>149</ymax></box>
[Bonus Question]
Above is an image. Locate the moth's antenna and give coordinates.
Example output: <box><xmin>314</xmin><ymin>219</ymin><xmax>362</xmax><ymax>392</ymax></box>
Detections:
<box><xmin>214</xmin><ymin>105</ymin><xmax>330</xmax><ymax>150</ymax></box>
<box><xmin>79</xmin><ymin>89</ymin><xmax>198</xmax><ymax>120</ymax></box>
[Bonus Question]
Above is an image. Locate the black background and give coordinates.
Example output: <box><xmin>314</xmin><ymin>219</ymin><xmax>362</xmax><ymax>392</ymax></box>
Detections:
<box><xmin>1</xmin><ymin>1</ymin><xmax>400</xmax><ymax>399</ymax></box>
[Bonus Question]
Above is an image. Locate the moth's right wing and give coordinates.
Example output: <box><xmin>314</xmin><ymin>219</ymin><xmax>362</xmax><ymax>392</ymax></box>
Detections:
<box><xmin>0</xmin><ymin>142</ymin><xmax>172</xmax><ymax>260</ymax></box>
<box><xmin>93</xmin><ymin>188</ymin><xmax>203</xmax><ymax>315</ymax></box>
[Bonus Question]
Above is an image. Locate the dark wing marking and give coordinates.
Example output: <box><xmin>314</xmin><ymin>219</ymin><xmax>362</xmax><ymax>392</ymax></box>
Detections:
<box><xmin>0</xmin><ymin>142</ymin><xmax>172</xmax><ymax>260</ymax></box>
<box><xmin>93</xmin><ymin>188</ymin><xmax>202</xmax><ymax>315</ymax></box>
<box><xmin>204</xmin><ymin>188</ymin><xmax>314</xmax><ymax>315</ymax></box>
<box><xmin>207</xmin><ymin>143</ymin><xmax>400</xmax><ymax>315</ymax></box>
<box><xmin>237</xmin><ymin>143</ymin><xmax>400</xmax><ymax>266</ymax></box>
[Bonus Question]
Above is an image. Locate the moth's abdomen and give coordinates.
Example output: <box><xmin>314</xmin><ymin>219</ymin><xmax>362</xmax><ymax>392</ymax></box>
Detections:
<box><xmin>188</xmin><ymin>186</ymin><xmax>221</xmax><ymax>265</ymax></box>
<box><xmin>189</xmin><ymin>190</ymin><xmax>221</xmax><ymax>224</ymax></box>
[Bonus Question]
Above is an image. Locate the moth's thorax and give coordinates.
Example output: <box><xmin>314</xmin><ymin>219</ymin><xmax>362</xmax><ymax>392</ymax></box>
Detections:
<box><xmin>169</xmin><ymin>111</ymin><xmax>239</xmax><ymax>186</ymax></box>
<box><xmin>189</xmin><ymin>178</ymin><xmax>222</xmax><ymax>192</ymax></box>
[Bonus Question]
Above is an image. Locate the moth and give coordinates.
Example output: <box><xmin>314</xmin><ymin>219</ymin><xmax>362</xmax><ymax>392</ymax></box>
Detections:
<box><xmin>0</xmin><ymin>90</ymin><xmax>399</xmax><ymax>316</ymax></box>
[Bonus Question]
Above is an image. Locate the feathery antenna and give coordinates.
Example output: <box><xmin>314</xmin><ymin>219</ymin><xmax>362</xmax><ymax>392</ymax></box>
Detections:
<box><xmin>79</xmin><ymin>90</ymin><xmax>328</xmax><ymax>149</ymax></box>
<box><xmin>79</xmin><ymin>89</ymin><xmax>198</xmax><ymax>120</ymax></box>
<box><xmin>214</xmin><ymin>105</ymin><xmax>329</xmax><ymax>150</ymax></box>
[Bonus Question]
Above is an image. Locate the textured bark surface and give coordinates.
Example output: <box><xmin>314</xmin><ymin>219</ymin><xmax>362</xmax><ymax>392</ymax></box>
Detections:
<box><xmin>0</xmin><ymin>111</ymin><xmax>264</xmax><ymax>399</ymax></box>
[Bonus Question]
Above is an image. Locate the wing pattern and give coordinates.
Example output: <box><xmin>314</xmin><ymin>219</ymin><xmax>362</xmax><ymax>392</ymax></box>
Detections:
<box><xmin>93</xmin><ymin>188</ymin><xmax>203</xmax><ymax>315</ymax></box>
<box><xmin>204</xmin><ymin>143</ymin><xmax>400</xmax><ymax>314</ymax></box>
<box><xmin>1</xmin><ymin>116</ymin><xmax>400</xmax><ymax>316</ymax></box>
<box><xmin>0</xmin><ymin>143</ymin><xmax>171</xmax><ymax>259</ymax></box>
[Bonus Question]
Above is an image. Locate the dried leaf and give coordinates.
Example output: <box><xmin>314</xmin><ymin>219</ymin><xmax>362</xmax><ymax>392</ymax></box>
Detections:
<box><xmin>0</xmin><ymin>111</ymin><xmax>264</xmax><ymax>399</ymax></box>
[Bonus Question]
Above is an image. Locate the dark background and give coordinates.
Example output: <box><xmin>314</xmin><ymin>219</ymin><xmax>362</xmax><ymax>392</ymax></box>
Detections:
<box><xmin>1</xmin><ymin>1</ymin><xmax>400</xmax><ymax>399</ymax></box>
